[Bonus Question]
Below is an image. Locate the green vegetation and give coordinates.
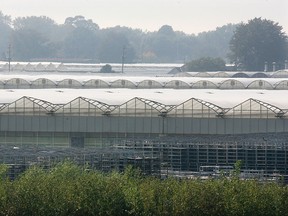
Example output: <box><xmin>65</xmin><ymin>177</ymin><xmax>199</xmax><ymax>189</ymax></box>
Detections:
<box><xmin>100</xmin><ymin>64</ymin><xmax>114</xmax><ymax>73</ymax></box>
<box><xmin>184</xmin><ymin>57</ymin><xmax>226</xmax><ymax>72</ymax></box>
<box><xmin>0</xmin><ymin>162</ymin><xmax>287</xmax><ymax>216</ymax></box>
<box><xmin>0</xmin><ymin>11</ymin><xmax>237</xmax><ymax>63</ymax></box>
<box><xmin>229</xmin><ymin>17</ymin><xmax>288</xmax><ymax>71</ymax></box>
<box><xmin>1</xmin><ymin>11</ymin><xmax>288</xmax><ymax>68</ymax></box>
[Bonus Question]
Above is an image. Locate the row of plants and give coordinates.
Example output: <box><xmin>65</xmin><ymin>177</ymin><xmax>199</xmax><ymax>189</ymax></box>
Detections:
<box><xmin>0</xmin><ymin>162</ymin><xmax>287</xmax><ymax>216</ymax></box>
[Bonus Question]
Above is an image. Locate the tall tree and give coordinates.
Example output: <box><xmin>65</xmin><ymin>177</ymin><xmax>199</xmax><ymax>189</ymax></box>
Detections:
<box><xmin>196</xmin><ymin>24</ymin><xmax>236</xmax><ymax>61</ymax></box>
<box><xmin>99</xmin><ymin>30</ymin><xmax>135</xmax><ymax>63</ymax></box>
<box><xmin>149</xmin><ymin>25</ymin><xmax>178</xmax><ymax>62</ymax></box>
<box><xmin>13</xmin><ymin>16</ymin><xmax>57</xmax><ymax>38</ymax></box>
<box><xmin>63</xmin><ymin>27</ymin><xmax>99</xmax><ymax>60</ymax></box>
<box><xmin>0</xmin><ymin>11</ymin><xmax>12</xmax><ymax>60</ymax></box>
<box><xmin>12</xmin><ymin>16</ymin><xmax>58</xmax><ymax>60</ymax></box>
<box><xmin>64</xmin><ymin>15</ymin><xmax>99</xmax><ymax>32</ymax></box>
<box><xmin>229</xmin><ymin>18</ymin><xmax>288</xmax><ymax>71</ymax></box>
<box><xmin>12</xmin><ymin>29</ymin><xmax>54</xmax><ymax>60</ymax></box>
<box><xmin>62</xmin><ymin>16</ymin><xmax>100</xmax><ymax>61</ymax></box>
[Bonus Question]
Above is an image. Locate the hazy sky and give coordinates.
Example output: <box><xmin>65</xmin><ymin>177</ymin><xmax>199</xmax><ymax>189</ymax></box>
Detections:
<box><xmin>1</xmin><ymin>0</ymin><xmax>288</xmax><ymax>34</ymax></box>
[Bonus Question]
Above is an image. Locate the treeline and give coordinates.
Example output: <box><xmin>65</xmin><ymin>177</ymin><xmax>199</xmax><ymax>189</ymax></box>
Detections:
<box><xmin>0</xmin><ymin>162</ymin><xmax>287</xmax><ymax>216</ymax></box>
<box><xmin>0</xmin><ymin>11</ymin><xmax>236</xmax><ymax>63</ymax></box>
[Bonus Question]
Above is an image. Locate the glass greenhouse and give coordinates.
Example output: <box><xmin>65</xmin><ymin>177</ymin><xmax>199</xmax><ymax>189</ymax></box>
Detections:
<box><xmin>0</xmin><ymin>66</ymin><xmax>288</xmax><ymax>178</ymax></box>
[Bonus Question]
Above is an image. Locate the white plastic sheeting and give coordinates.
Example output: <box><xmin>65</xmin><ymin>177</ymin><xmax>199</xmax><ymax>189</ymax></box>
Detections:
<box><xmin>0</xmin><ymin>73</ymin><xmax>288</xmax><ymax>89</ymax></box>
<box><xmin>0</xmin><ymin>88</ymin><xmax>287</xmax><ymax>109</ymax></box>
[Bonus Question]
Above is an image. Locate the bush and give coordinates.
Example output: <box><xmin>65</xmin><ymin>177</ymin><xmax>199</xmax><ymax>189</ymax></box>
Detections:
<box><xmin>0</xmin><ymin>162</ymin><xmax>287</xmax><ymax>216</ymax></box>
<box><xmin>100</xmin><ymin>64</ymin><xmax>114</xmax><ymax>73</ymax></box>
<box><xmin>184</xmin><ymin>57</ymin><xmax>226</xmax><ymax>72</ymax></box>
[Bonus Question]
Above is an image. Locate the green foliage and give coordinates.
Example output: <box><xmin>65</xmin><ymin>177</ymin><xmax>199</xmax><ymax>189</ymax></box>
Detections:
<box><xmin>63</xmin><ymin>27</ymin><xmax>99</xmax><ymax>60</ymax></box>
<box><xmin>229</xmin><ymin>17</ymin><xmax>288</xmax><ymax>71</ymax></box>
<box><xmin>64</xmin><ymin>15</ymin><xmax>99</xmax><ymax>32</ymax></box>
<box><xmin>0</xmin><ymin>10</ymin><xmax>240</xmax><ymax>63</ymax></box>
<box><xmin>0</xmin><ymin>11</ymin><xmax>12</xmax><ymax>60</ymax></box>
<box><xmin>0</xmin><ymin>162</ymin><xmax>287</xmax><ymax>215</ymax></box>
<box><xmin>100</xmin><ymin>64</ymin><xmax>114</xmax><ymax>73</ymax></box>
<box><xmin>184</xmin><ymin>57</ymin><xmax>226</xmax><ymax>71</ymax></box>
<box><xmin>232</xmin><ymin>160</ymin><xmax>242</xmax><ymax>178</ymax></box>
<box><xmin>4</xmin><ymin>12</ymin><xmax>288</xmax><ymax>67</ymax></box>
<box><xmin>12</xmin><ymin>29</ymin><xmax>55</xmax><ymax>61</ymax></box>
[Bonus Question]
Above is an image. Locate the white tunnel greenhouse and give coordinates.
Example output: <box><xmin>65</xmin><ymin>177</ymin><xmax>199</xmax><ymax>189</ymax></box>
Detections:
<box><xmin>0</xmin><ymin>74</ymin><xmax>287</xmax><ymax>89</ymax></box>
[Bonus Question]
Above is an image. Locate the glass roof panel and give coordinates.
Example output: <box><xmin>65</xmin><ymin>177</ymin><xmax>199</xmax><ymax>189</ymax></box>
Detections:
<box><xmin>169</xmin><ymin>98</ymin><xmax>224</xmax><ymax>117</ymax></box>
<box><xmin>226</xmin><ymin>98</ymin><xmax>284</xmax><ymax>117</ymax></box>
<box><xmin>58</xmin><ymin>97</ymin><xmax>114</xmax><ymax>115</ymax></box>
<box><xmin>0</xmin><ymin>97</ymin><xmax>50</xmax><ymax>114</ymax></box>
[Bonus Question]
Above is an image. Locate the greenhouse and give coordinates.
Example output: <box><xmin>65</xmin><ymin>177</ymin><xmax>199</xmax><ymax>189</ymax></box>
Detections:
<box><xmin>0</xmin><ymin>89</ymin><xmax>288</xmax><ymax>137</ymax></box>
<box><xmin>218</xmin><ymin>79</ymin><xmax>245</xmax><ymax>89</ymax></box>
<box><xmin>31</xmin><ymin>78</ymin><xmax>57</xmax><ymax>89</ymax></box>
<box><xmin>0</xmin><ymin>73</ymin><xmax>287</xmax><ymax>89</ymax></box>
<box><xmin>247</xmin><ymin>80</ymin><xmax>273</xmax><ymax>89</ymax></box>
<box><xmin>164</xmin><ymin>80</ymin><xmax>190</xmax><ymax>89</ymax></box>
<box><xmin>137</xmin><ymin>80</ymin><xmax>163</xmax><ymax>88</ymax></box>
<box><xmin>110</xmin><ymin>79</ymin><xmax>136</xmax><ymax>88</ymax></box>
<box><xmin>35</xmin><ymin>63</ymin><xmax>46</xmax><ymax>72</ymax></box>
<box><xmin>192</xmin><ymin>80</ymin><xmax>218</xmax><ymax>89</ymax></box>
<box><xmin>0</xmin><ymin>66</ymin><xmax>288</xmax><ymax>177</ymax></box>
<box><xmin>83</xmin><ymin>79</ymin><xmax>110</xmax><ymax>88</ymax></box>
<box><xmin>57</xmin><ymin>79</ymin><xmax>82</xmax><ymax>88</ymax></box>
<box><xmin>275</xmin><ymin>80</ymin><xmax>288</xmax><ymax>90</ymax></box>
<box><xmin>5</xmin><ymin>78</ymin><xmax>30</xmax><ymax>89</ymax></box>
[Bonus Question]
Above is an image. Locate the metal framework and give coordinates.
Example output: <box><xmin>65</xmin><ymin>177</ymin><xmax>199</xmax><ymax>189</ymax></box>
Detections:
<box><xmin>0</xmin><ymin>96</ymin><xmax>287</xmax><ymax>118</ymax></box>
<box><xmin>1</xmin><ymin>132</ymin><xmax>287</xmax><ymax>177</ymax></box>
<box><xmin>137</xmin><ymin>97</ymin><xmax>174</xmax><ymax>113</ymax></box>
<box><xmin>28</xmin><ymin>97</ymin><xmax>62</xmax><ymax>113</ymax></box>
<box><xmin>193</xmin><ymin>98</ymin><xmax>225</xmax><ymax>116</ymax></box>
<box><xmin>253</xmin><ymin>98</ymin><xmax>285</xmax><ymax>117</ymax></box>
<box><xmin>0</xmin><ymin>145</ymin><xmax>160</xmax><ymax>179</ymax></box>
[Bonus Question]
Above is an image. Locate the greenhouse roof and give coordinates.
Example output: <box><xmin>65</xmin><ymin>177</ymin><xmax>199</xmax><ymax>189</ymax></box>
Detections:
<box><xmin>0</xmin><ymin>73</ymin><xmax>288</xmax><ymax>89</ymax></box>
<box><xmin>0</xmin><ymin>88</ymin><xmax>287</xmax><ymax>109</ymax></box>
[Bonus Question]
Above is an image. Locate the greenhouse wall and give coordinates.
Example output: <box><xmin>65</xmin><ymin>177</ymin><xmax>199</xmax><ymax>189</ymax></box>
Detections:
<box><xmin>1</xmin><ymin>115</ymin><xmax>288</xmax><ymax>136</ymax></box>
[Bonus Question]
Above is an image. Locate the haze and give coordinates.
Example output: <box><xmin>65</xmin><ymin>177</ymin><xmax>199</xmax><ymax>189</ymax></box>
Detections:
<box><xmin>1</xmin><ymin>0</ymin><xmax>288</xmax><ymax>34</ymax></box>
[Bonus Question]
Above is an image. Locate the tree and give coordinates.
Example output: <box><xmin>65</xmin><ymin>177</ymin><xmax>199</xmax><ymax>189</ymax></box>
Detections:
<box><xmin>184</xmin><ymin>57</ymin><xmax>226</xmax><ymax>71</ymax></box>
<box><xmin>0</xmin><ymin>11</ymin><xmax>12</xmax><ymax>60</ymax></box>
<box><xmin>63</xmin><ymin>27</ymin><xmax>99</xmax><ymax>60</ymax></box>
<box><xmin>0</xmin><ymin>11</ymin><xmax>242</xmax><ymax>63</ymax></box>
<box><xmin>196</xmin><ymin>24</ymin><xmax>237</xmax><ymax>61</ymax></box>
<box><xmin>99</xmin><ymin>30</ymin><xmax>135</xmax><ymax>63</ymax></box>
<box><xmin>12</xmin><ymin>16</ymin><xmax>58</xmax><ymax>60</ymax></box>
<box><xmin>100</xmin><ymin>64</ymin><xmax>114</xmax><ymax>73</ymax></box>
<box><xmin>13</xmin><ymin>16</ymin><xmax>57</xmax><ymax>38</ymax></box>
<box><xmin>64</xmin><ymin>15</ymin><xmax>99</xmax><ymax>32</ymax></box>
<box><xmin>229</xmin><ymin>18</ymin><xmax>288</xmax><ymax>71</ymax></box>
<box><xmin>148</xmin><ymin>25</ymin><xmax>178</xmax><ymax>62</ymax></box>
<box><xmin>12</xmin><ymin>29</ymin><xmax>55</xmax><ymax>61</ymax></box>
<box><xmin>158</xmin><ymin>25</ymin><xmax>175</xmax><ymax>37</ymax></box>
